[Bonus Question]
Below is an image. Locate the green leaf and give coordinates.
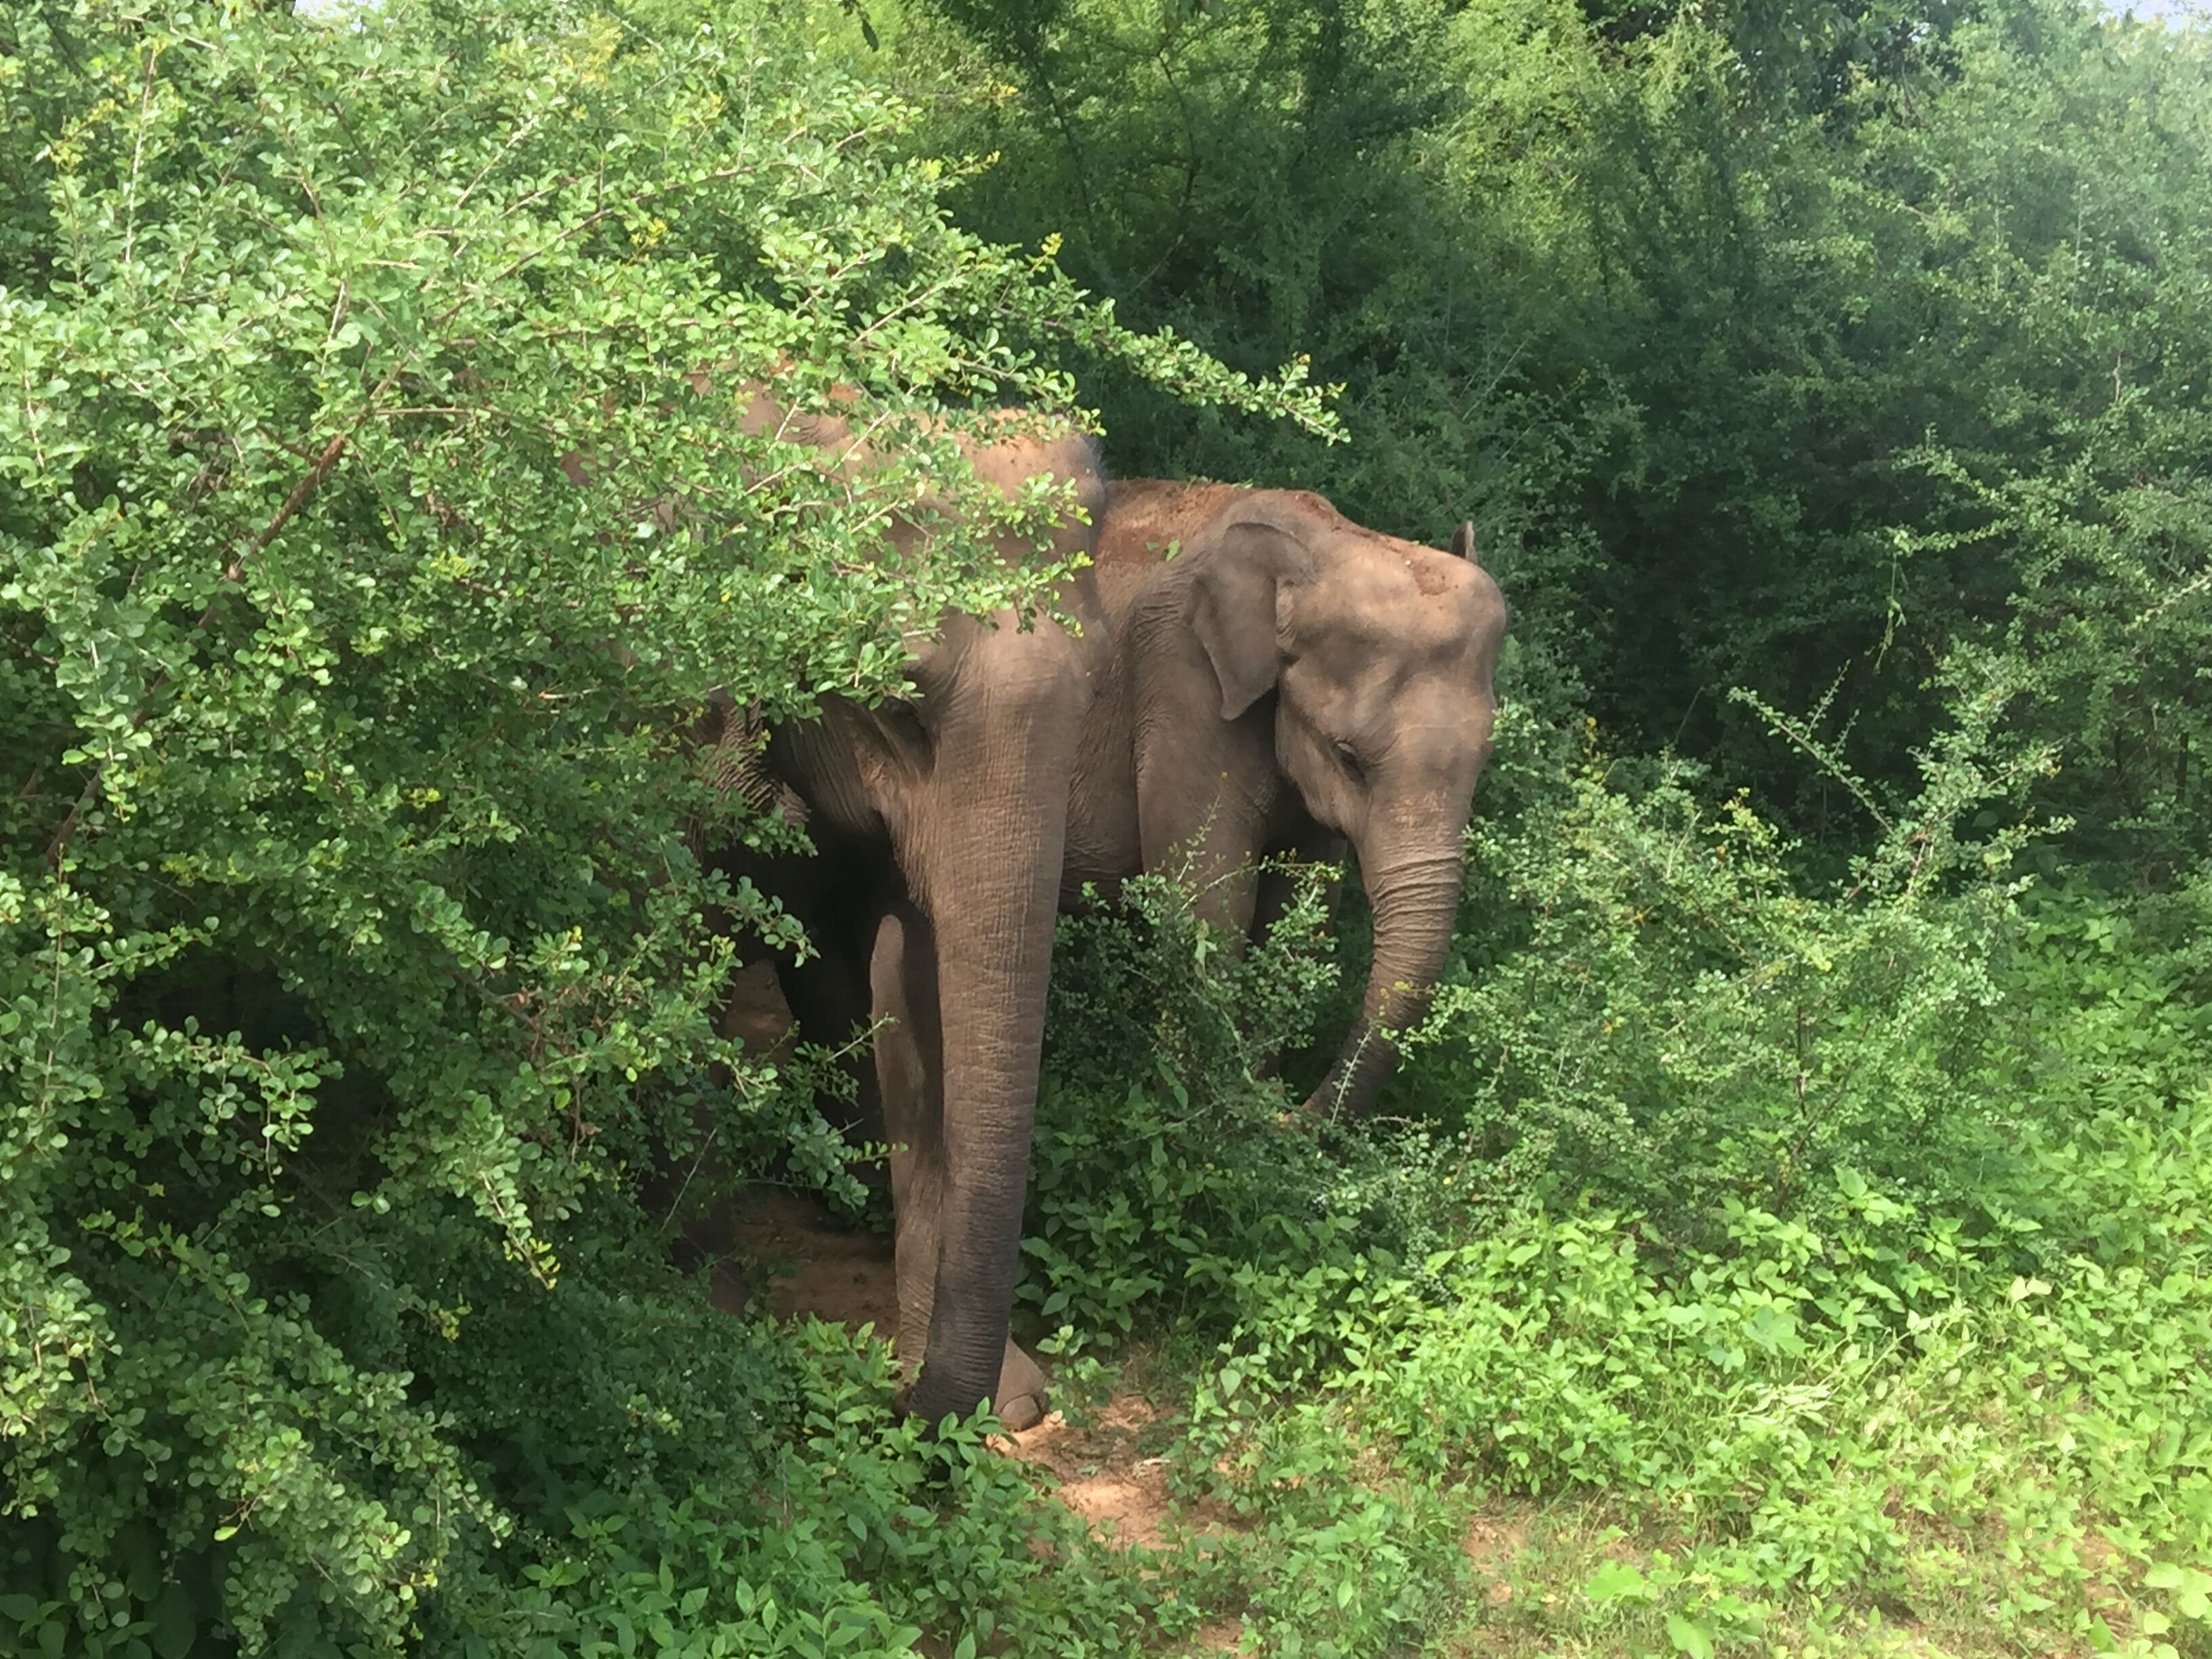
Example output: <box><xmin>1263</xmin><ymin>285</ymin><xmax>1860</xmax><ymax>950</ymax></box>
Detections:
<box><xmin>1666</xmin><ymin>1612</ymin><xmax>1715</xmax><ymax>1659</ymax></box>
<box><xmin>1582</xmin><ymin>1561</ymin><xmax>1651</xmax><ymax>1603</ymax></box>
<box><xmin>150</xmin><ymin>1583</ymin><xmax>197</xmax><ymax>1659</ymax></box>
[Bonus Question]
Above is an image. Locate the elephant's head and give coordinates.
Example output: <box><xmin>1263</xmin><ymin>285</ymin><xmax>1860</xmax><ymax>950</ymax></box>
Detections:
<box><xmin>1185</xmin><ymin>495</ymin><xmax>1507</xmax><ymax>1118</ymax></box>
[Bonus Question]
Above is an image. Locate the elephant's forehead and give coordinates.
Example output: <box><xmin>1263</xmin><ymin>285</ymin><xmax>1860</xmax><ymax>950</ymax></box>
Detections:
<box><xmin>1312</xmin><ymin>549</ymin><xmax>1495</xmax><ymax>649</ymax></box>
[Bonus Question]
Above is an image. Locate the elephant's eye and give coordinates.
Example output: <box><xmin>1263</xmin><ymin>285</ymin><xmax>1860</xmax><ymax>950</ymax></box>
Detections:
<box><xmin>1332</xmin><ymin>739</ymin><xmax>1365</xmax><ymax>781</ymax></box>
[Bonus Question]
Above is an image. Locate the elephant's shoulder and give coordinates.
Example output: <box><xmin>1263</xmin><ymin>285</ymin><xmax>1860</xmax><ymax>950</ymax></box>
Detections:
<box><xmin>1099</xmin><ymin>479</ymin><xmax>1246</xmax><ymax>565</ymax></box>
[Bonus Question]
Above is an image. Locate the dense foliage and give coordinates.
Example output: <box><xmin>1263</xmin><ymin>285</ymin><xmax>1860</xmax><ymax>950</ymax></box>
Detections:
<box><xmin>911</xmin><ymin>0</ymin><xmax>2212</xmax><ymax>861</ymax></box>
<box><xmin>0</xmin><ymin>0</ymin><xmax>1321</xmax><ymax>1650</ymax></box>
<box><xmin>5</xmin><ymin>0</ymin><xmax>2212</xmax><ymax>1654</ymax></box>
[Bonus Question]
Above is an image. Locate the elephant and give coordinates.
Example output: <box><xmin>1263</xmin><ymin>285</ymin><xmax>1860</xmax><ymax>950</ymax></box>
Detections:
<box><xmin>689</xmin><ymin>392</ymin><xmax>1103</xmax><ymax>1432</ymax></box>
<box><xmin>701</xmin><ymin>466</ymin><xmax>1500</xmax><ymax>1430</ymax></box>
<box><xmin>1063</xmin><ymin>480</ymin><xmax>1508</xmax><ymax>1119</ymax></box>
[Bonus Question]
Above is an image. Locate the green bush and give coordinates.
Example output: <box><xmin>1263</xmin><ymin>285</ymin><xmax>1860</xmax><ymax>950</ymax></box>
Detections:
<box><xmin>1181</xmin><ymin>1101</ymin><xmax>2212</xmax><ymax>1652</ymax></box>
<box><xmin>0</xmin><ymin>0</ymin><xmax>1326</xmax><ymax>1647</ymax></box>
<box><xmin>897</xmin><ymin>0</ymin><xmax>2212</xmax><ymax>864</ymax></box>
<box><xmin>9</xmin><ymin>0</ymin><xmax>2212</xmax><ymax>1653</ymax></box>
<box><xmin>1389</xmin><ymin>658</ymin><xmax>2047</xmax><ymax>1227</ymax></box>
<box><xmin>1025</xmin><ymin>863</ymin><xmax>1354</xmax><ymax>1353</ymax></box>
<box><xmin>1135</xmin><ymin>842</ymin><xmax>2212</xmax><ymax>1647</ymax></box>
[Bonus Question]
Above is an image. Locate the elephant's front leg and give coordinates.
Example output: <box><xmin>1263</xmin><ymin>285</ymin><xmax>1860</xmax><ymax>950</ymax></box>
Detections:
<box><xmin>869</xmin><ymin>901</ymin><xmax>1050</xmax><ymax>1432</ymax></box>
<box><xmin>887</xmin><ymin>645</ymin><xmax>1086</xmax><ymax>1429</ymax></box>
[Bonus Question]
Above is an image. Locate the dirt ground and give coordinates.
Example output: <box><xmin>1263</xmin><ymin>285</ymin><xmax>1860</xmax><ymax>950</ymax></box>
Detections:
<box><xmin>710</xmin><ymin>1181</ymin><xmax>1192</xmax><ymax>1543</ymax></box>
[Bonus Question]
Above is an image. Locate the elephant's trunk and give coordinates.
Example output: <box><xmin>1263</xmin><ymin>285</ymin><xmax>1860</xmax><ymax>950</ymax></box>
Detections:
<box><xmin>1301</xmin><ymin>832</ymin><xmax>1464</xmax><ymax>1120</ymax></box>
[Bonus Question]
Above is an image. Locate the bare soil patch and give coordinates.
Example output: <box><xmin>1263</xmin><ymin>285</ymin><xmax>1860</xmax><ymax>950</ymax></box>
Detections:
<box><xmin>1185</xmin><ymin>1616</ymin><xmax>1250</xmax><ymax>1653</ymax></box>
<box><xmin>1463</xmin><ymin>1513</ymin><xmax>1529</xmax><ymax>1607</ymax></box>
<box><xmin>1000</xmin><ymin>1396</ymin><xmax>1175</xmax><ymax>1548</ymax></box>
<box><xmin>708</xmin><ymin>1185</ymin><xmax>900</xmax><ymax>1332</ymax></box>
<box><xmin>704</xmin><ymin>1172</ymin><xmax>1212</xmax><ymax>1555</ymax></box>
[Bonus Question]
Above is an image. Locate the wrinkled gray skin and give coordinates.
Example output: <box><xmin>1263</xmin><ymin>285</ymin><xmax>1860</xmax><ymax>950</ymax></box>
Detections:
<box><xmin>703</xmin><ymin>396</ymin><xmax>1101</xmax><ymax>1431</ymax></box>
<box><xmin>1064</xmin><ymin>480</ymin><xmax>1508</xmax><ymax>1119</ymax></box>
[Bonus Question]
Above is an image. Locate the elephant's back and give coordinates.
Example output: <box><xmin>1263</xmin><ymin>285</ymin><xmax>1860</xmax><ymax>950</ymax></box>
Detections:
<box><xmin>964</xmin><ymin>424</ymin><xmax>1105</xmax><ymax>515</ymax></box>
<box><xmin>1096</xmin><ymin>479</ymin><xmax>1244</xmax><ymax>617</ymax></box>
<box><xmin>1098</xmin><ymin>480</ymin><xmax>1246</xmax><ymax>561</ymax></box>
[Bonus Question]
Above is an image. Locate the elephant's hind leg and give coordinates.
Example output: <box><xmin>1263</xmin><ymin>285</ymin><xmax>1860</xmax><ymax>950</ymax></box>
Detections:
<box><xmin>869</xmin><ymin>901</ymin><xmax>1048</xmax><ymax>1432</ymax></box>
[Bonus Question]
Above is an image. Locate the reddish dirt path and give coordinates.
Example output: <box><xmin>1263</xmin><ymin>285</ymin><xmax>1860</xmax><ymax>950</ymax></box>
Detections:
<box><xmin>1005</xmin><ymin>1394</ymin><xmax>1178</xmax><ymax>1548</ymax></box>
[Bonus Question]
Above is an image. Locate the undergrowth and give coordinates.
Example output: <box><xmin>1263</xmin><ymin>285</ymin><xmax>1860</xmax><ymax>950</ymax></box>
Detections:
<box><xmin>6</xmin><ymin>2</ymin><xmax>2209</xmax><ymax>1651</ymax></box>
<box><xmin>1011</xmin><ymin>677</ymin><xmax>2212</xmax><ymax>1658</ymax></box>
<box><xmin>15</xmin><ymin>628</ymin><xmax>2205</xmax><ymax>1656</ymax></box>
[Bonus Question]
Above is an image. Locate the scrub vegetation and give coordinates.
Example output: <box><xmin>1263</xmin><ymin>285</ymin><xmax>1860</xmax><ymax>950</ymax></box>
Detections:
<box><xmin>4</xmin><ymin>0</ymin><xmax>2211</xmax><ymax>1653</ymax></box>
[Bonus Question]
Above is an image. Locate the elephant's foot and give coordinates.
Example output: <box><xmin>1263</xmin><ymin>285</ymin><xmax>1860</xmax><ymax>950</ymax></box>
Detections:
<box><xmin>890</xmin><ymin>1337</ymin><xmax>1050</xmax><ymax>1432</ymax></box>
<box><xmin>994</xmin><ymin>1337</ymin><xmax>1050</xmax><ymax>1433</ymax></box>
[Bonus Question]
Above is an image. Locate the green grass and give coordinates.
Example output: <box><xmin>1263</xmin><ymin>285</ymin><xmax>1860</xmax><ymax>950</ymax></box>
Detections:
<box><xmin>994</xmin><ymin>1084</ymin><xmax>2212</xmax><ymax>1654</ymax></box>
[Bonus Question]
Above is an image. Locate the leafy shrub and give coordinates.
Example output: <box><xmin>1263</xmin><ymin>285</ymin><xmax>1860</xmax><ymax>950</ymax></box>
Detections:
<box><xmin>1025</xmin><ymin>864</ymin><xmax>1355</xmax><ymax>1353</ymax></box>
<box><xmin>0</xmin><ymin>0</ymin><xmax>1326</xmax><ymax>1647</ymax></box>
<box><xmin>1389</xmin><ymin>659</ymin><xmax>2051</xmax><ymax>1228</ymax></box>
<box><xmin>1181</xmin><ymin>1076</ymin><xmax>2212</xmax><ymax>1654</ymax></box>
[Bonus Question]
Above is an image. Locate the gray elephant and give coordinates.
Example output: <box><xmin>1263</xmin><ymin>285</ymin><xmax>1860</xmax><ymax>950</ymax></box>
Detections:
<box><xmin>1065</xmin><ymin>480</ymin><xmax>1507</xmax><ymax>1118</ymax></box>
<box><xmin>699</xmin><ymin>394</ymin><xmax>1102</xmax><ymax>1431</ymax></box>
<box><xmin>710</xmin><ymin>466</ymin><xmax>1500</xmax><ymax>1433</ymax></box>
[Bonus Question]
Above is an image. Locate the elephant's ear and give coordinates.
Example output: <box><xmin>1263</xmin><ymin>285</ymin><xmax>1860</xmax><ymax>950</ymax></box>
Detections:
<box><xmin>1187</xmin><ymin>525</ymin><xmax>1290</xmax><ymax>720</ymax></box>
<box><xmin>1449</xmin><ymin>520</ymin><xmax>1477</xmax><ymax>562</ymax></box>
